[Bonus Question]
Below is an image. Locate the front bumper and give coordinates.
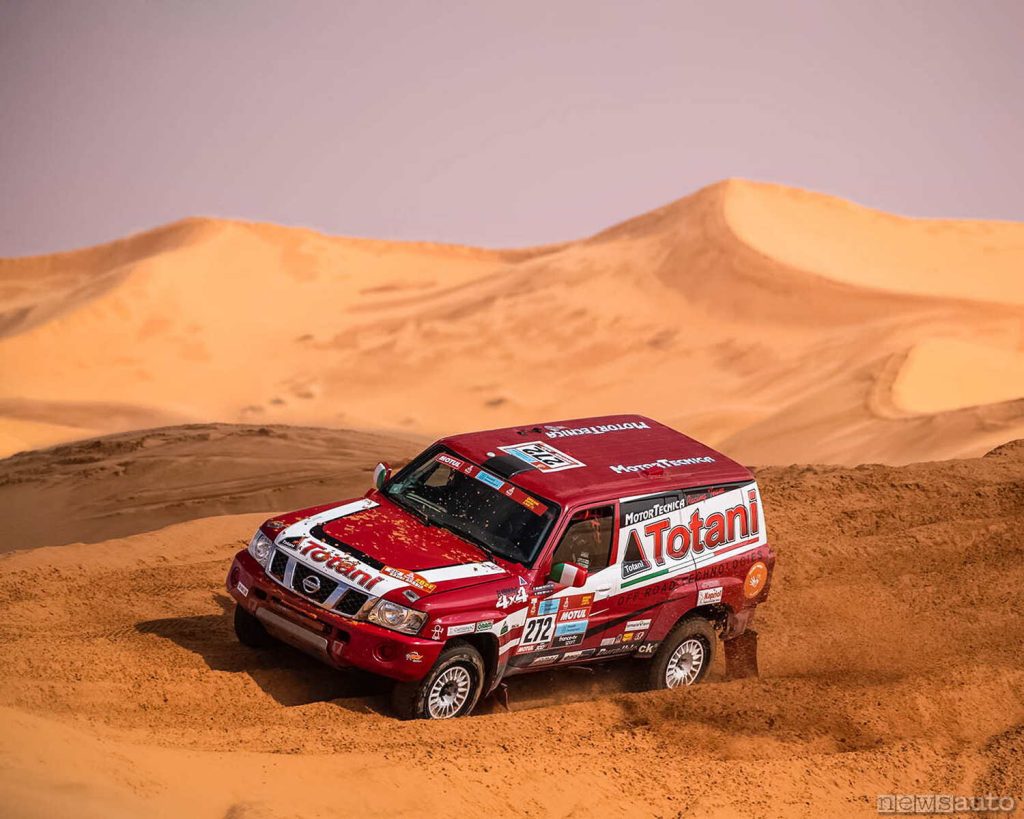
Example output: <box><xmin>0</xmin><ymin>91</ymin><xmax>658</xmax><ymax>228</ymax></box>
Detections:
<box><xmin>226</xmin><ymin>550</ymin><xmax>442</xmax><ymax>682</ymax></box>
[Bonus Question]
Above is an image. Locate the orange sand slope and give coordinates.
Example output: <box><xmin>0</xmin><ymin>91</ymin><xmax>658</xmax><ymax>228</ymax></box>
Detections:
<box><xmin>1</xmin><ymin>179</ymin><xmax>1021</xmax><ymax>464</ymax></box>
<box><xmin>1</xmin><ymin>436</ymin><xmax>1021</xmax><ymax>818</ymax></box>
<box><xmin>0</xmin><ymin>424</ymin><xmax>423</xmax><ymax>552</ymax></box>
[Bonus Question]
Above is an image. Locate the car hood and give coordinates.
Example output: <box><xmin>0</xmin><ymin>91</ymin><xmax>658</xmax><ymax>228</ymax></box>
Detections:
<box><xmin>270</xmin><ymin>495</ymin><xmax>515</xmax><ymax>599</ymax></box>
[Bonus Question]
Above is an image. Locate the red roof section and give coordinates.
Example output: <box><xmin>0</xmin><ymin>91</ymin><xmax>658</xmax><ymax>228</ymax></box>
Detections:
<box><xmin>439</xmin><ymin>414</ymin><xmax>752</xmax><ymax>507</ymax></box>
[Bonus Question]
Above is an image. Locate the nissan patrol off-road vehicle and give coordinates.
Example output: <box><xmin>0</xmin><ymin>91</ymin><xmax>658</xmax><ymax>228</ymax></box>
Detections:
<box><xmin>227</xmin><ymin>415</ymin><xmax>775</xmax><ymax>719</ymax></box>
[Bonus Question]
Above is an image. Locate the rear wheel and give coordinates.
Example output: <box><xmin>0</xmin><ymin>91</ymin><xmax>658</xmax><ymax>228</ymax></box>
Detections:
<box><xmin>233</xmin><ymin>604</ymin><xmax>275</xmax><ymax>649</ymax></box>
<box><xmin>648</xmin><ymin>617</ymin><xmax>716</xmax><ymax>690</ymax></box>
<box><xmin>391</xmin><ymin>641</ymin><xmax>485</xmax><ymax>720</ymax></box>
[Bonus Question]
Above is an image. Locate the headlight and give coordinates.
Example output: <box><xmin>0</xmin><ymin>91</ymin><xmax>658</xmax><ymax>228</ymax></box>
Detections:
<box><xmin>248</xmin><ymin>531</ymin><xmax>273</xmax><ymax>566</ymax></box>
<box><xmin>367</xmin><ymin>599</ymin><xmax>427</xmax><ymax>635</ymax></box>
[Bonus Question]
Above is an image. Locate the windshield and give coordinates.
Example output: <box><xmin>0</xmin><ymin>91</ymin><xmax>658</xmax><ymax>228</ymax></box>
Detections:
<box><xmin>384</xmin><ymin>447</ymin><xmax>559</xmax><ymax>566</ymax></box>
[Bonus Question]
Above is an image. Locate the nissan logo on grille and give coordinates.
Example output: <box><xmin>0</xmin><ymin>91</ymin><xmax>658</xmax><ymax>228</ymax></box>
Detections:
<box><xmin>301</xmin><ymin>574</ymin><xmax>322</xmax><ymax>595</ymax></box>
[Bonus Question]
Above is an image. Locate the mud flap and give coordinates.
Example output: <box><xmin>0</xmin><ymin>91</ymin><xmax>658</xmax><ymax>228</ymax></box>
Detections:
<box><xmin>724</xmin><ymin>629</ymin><xmax>758</xmax><ymax>679</ymax></box>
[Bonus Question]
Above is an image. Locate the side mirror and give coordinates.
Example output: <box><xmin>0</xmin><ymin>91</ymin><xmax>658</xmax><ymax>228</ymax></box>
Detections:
<box><xmin>549</xmin><ymin>561</ymin><xmax>588</xmax><ymax>588</ymax></box>
<box><xmin>373</xmin><ymin>462</ymin><xmax>392</xmax><ymax>490</ymax></box>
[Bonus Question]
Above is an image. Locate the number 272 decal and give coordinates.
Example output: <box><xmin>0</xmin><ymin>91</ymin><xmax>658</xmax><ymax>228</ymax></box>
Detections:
<box><xmin>520</xmin><ymin>615</ymin><xmax>555</xmax><ymax>646</ymax></box>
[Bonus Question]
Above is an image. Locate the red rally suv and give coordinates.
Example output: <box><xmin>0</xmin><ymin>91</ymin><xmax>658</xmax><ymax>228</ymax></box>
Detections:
<box><xmin>226</xmin><ymin>415</ymin><xmax>775</xmax><ymax>719</ymax></box>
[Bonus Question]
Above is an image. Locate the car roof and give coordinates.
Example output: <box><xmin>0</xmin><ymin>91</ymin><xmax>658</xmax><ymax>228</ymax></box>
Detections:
<box><xmin>438</xmin><ymin>414</ymin><xmax>753</xmax><ymax>508</ymax></box>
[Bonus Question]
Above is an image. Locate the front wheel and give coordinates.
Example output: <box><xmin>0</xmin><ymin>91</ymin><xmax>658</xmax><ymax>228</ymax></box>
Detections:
<box><xmin>233</xmin><ymin>604</ymin><xmax>275</xmax><ymax>649</ymax></box>
<box><xmin>648</xmin><ymin>617</ymin><xmax>716</xmax><ymax>690</ymax></box>
<box><xmin>391</xmin><ymin>641</ymin><xmax>486</xmax><ymax>720</ymax></box>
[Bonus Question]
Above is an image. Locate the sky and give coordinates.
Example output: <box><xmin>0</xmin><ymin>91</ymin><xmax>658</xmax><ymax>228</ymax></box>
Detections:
<box><xmin>1</xmin><ymin>0</ymin><xmax>1022</xmax><ymax>257</ymax></box>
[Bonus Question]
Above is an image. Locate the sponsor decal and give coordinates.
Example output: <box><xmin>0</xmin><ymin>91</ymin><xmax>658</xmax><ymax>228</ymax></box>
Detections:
<box><xmin>697</xmin><ymin>586</ymin><xmax>723</xmax><ymax>605</ymax></box>
<box><xmin>565</xmin><ymin>592</ymin><xmax>594</xmax><ymax>608</ymax></box>
<box><xmin>433</xmin><ymin>453</ymin><xmax>549</xmax><ymax>516</ymax></box>
<box><xmin>497</xmin><ymin>578</ymin><xmax>530</xmax><ymax>609</ymax></box>
<box><xmin>520</xmin><ymin>614</ymin><xmax>557</xmax><ymax>647</ymax></box>
<box><xmin>637</xmin><ymin>642</ymin><xmax>658</xmax><ymax>656</ymax></box>
<box><xmin>543</xmin><ymin>421</ymin><xmax>650</xmax><ymax>439</ymax></box>
<box><xmin>498</xmin><ymin>441</ymin><xmax>585</xmax><ymax>473</ymax></box>
<box><xmin>500</xmin><ymin>622</ymin><xmax>509</xmax><ymax>636</ymax></box>
<box><xmin>625</xmin><ymin>618</ymin><xmax>652</xmax><ymax>631</ymax></box>
<box><xmin>382</xmin><ymin>566</ymin><xmax>438</xmax><ymax>594</ymax></box>
<box><xmin>552</xmin><ymin>632</ymin><xmax>584</xmax><ymax>648</ymax></box>
<box><xmin>436</xmin><ymin>453</ymin><xmax>465</xmax><ymax>470</ymax></box>
<box><xmin>538</xmin><ymin>598</ymin><xmax>561</xmax><ymax>616</ymax></box>
<box><xmin>474</xmin><ymin>470</ymin><xmax>504</xmax><ymax>490</ymax></box>
<box><xmin>558</xmin><ymin>607</ymin><xmax>589</xmax><ymax>622</ymax></box>
<box><xmin>600</xmin><ymin>637</ymin><xmax>619</xmax><ymax>647</ymax></box>
<box><xmin>236</xmin><ymin>581</ymin><xmax>249</xmax><ymax>597</ymax></box>
<box><xmin>530</xmin><ymin>654</ymin><xmax>560</xmax><ymax>666</ymax></box>
<box><xmin>610</xmin><ymin>456</ymin><xmax>716</xmax><ymax>474</ymax></box>
<box><xmin>621</xmin><ymin>530</ymin><xmax>652</xmax><ymax>580</ymax></box>
<box><xmin>597</xmin><ymin>645</ymin><xmax>633</xmax><ymax>657</ymax></box>
<box><xmin>618</xmin><ymin>485</ymin><xmax>764</xmax><ymax>589</ymax></box>
<box><xmin>296</xmin><ymin>540</ymin><xmax>384</xmax><ymax>592</ymax></box>
<box><xmin>554</xmin><ymin>620</ymin><xmax>588</xmax><ymax>637</ymax></box>
<box><xmin>405</xmin><ymin>651</ymin><xmax>424</xmax><ymax>663</ymax></box>
<box><xmin>447</xmin><ymin>623</ymin><xmax>475</xmax><ymax>637</ymax></box>
<box><xmin>561</xmin><ymin>649</ymin><xmax>596</xmax><ymax>662</ymax></box>
<box><xmin>532</xmin><ymin>582</ymin><xmax>556</xmax><ymax>597</ymax></box>
<box><xmin>744</xmin><ymin>561</ymin><xmax>769</xmax><ymax>598</ymax></box>
<box><xmin>431</xmin><ymin>623</ymin><xmax>443</xmax><ymax>641</ymax></box>
<box><xmin>475</xmin><ymin>620</ymin><xmax>493</xmax><ymax>632</ymax></box>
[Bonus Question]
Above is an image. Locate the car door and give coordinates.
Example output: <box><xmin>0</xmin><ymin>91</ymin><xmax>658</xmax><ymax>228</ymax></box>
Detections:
<box><xmin>597</xmin><ymin>489</ymin><xmax>698</xmax><ymax>654</ymax></box>
<box><xmin>512</xmin><ymin>503</ymin><xmax>620</xmax><ymax>666</ymax></box>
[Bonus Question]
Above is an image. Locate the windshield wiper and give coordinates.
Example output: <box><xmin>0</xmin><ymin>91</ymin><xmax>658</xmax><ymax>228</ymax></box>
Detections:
<box><xmin>387</xmin><ymin>492</ymin><xmax>433</xmax><ymax>527</ymax></box>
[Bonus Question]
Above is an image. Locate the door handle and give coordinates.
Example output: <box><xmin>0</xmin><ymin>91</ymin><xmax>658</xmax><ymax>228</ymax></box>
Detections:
<box><xmin>595</xmin><ymin>584</ymin><xmax>612</xmax><ymax>599</ymax></box>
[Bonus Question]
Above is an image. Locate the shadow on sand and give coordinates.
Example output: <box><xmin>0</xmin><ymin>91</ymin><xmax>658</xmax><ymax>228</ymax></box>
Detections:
<box><xmin>136</xmin><ymin>593</ymin><xmax>648</xmax><ymax>717</ymax></box>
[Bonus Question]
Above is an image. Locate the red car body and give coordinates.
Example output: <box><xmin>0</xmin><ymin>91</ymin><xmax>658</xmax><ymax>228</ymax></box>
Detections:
<box><xmin>227</xmin><ymin>415</ymin><xmax>775</xmax><ymax>711</ymax></box>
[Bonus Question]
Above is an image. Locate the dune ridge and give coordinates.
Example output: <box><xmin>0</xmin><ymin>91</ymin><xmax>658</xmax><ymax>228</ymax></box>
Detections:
<box><xmin>0</xmin><ymin>179</ymin><xmax>1021</xmax><ymax>463</ymax></box>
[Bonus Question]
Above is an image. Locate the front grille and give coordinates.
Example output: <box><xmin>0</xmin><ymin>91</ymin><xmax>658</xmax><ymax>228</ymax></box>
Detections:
<box><xmin>335</xmin><ymin>589</ymin><xmax>369</xmax><ymax>616</ymax></box>
<box><xmin>291</xmin><ymin>563</ymin><xmax>338</xmax><ymax>605</ymax></box>
<box><xmin>269</xmin><ymin>550</ymin><xmax>288</xmax><ymax>579</ymax></box>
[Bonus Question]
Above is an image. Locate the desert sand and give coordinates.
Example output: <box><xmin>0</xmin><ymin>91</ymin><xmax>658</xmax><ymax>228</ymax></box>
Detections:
<box><xmin>1</xmin><ymin>180</ymin><xmax>1021</xmax><ymax>464</ymax></box>
<box><xmin>1</xmin><ymin>181</ymin><xmax>1023</xmax><ymax>817</ymax></box>
<box><xmin>0</xmin><ymin>428</ymin><xmax>1021</xmax><ymax>817</ymax></box>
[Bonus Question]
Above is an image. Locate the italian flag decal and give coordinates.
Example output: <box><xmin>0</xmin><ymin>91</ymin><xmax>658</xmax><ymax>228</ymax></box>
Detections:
<box><xmin>551</xmin><ymin>562</ymin><xmax>584</xmax><ymax>586</ymax></box>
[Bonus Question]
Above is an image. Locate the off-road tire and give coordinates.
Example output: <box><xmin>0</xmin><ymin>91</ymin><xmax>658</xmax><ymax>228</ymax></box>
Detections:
<box><xmin>391</xmin><ymin>641</ymin><xmax>486</xmax><ymax>720</ymax></box>
<box><xmin>647</xmin><ymin>616</ymin><xmax>716</xmax><ymax>690</ymax></box>
<box><xmin>233</xmin><ymin>604</ymin><xmax>275</xmax><ymax>649</ymax></box>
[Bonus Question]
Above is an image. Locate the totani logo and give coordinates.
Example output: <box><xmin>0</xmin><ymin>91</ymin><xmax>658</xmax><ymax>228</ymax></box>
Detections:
<box><xmin>498</xmin><ymin>442</ymin><xmax>585</xmax><ymax>473</ymax></box>
<box><xmin>610</xmin><ymin>456</ymin><xmax>715</xmax><ymax>474</ymax></box>
<box><xmin>620</xmin><ymin>530</ymin><xmax>652</xmax><ymax>579</ymax></box>
<box><xmin>618</xmin><ymin>486</ymin><xmax>763</xmax><ymax>587</ymax></box>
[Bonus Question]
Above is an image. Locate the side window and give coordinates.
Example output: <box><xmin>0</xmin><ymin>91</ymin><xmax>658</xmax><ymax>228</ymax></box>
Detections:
<box><xmin>551</xmin><ymin>506</ymin><xmax>614</xmax><ymax>573</ymax></box>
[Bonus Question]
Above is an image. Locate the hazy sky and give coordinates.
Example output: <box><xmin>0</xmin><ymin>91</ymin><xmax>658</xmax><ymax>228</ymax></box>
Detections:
<box><xmin>2</xmin><ymin>1</ymin><xmax>1022</xmax><ymax>256</ymax></box>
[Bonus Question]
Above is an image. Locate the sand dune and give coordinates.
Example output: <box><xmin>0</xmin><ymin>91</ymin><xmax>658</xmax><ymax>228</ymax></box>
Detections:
<box><xmin>0</xmin><ymin>428</ymin><xmax>1020</xmax><ymax>817</ymax></box>
<box><xmin>1</xmin><ymin>180</ymin><xmax>1021</xmax><ymax>464</ymax></box>
<box><xmin>0</xmin><ymin>424</ymin><xmax>423</xmax><ymax>552</ymax></box>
